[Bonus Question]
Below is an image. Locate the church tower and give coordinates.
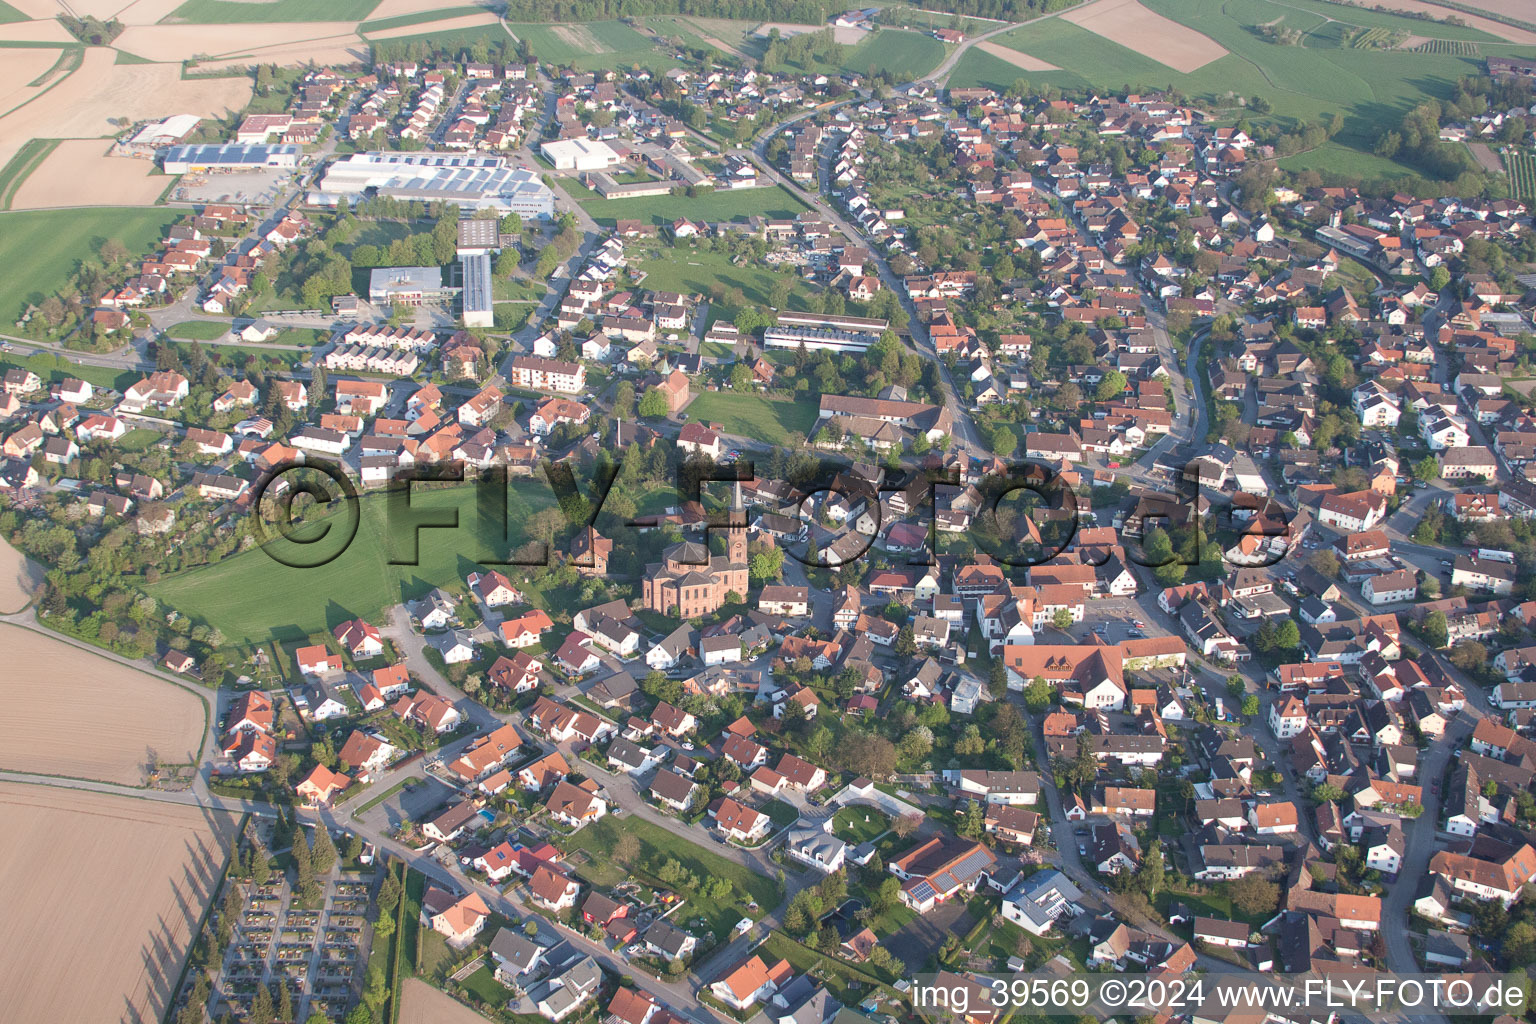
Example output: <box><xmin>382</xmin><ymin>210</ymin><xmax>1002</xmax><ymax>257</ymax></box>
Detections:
<box><xmin>727</xmin><ymin>479</ymin><xmax>748</xmax><ymax>565</ymax></box>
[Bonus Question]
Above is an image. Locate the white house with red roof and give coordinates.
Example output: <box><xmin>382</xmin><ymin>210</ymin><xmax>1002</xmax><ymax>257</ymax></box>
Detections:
<box><xmin>468</xmin><ymin>569</ymin><xmax>523</xmax><ymax>607</ymax></box>
<box><xmin>295</xmin><ymin>644</ymin><xmax>343</xmax><ymax>678</ymax></box>
<box><xmin>333</xmin><ymin>619</ymin><xmax>384</xmax><ymax>660</ymax></box>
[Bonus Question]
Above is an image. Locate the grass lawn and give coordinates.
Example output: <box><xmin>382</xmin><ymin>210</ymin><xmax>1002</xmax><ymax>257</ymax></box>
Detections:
<box><xmin>0</xmin><ymin>351</ymin><xmax>136</xmax><ymax>391</ymax></box>
<box><xmin>831</xmin><ymin>806</ymin><xmax>890</xmax><ymax>845</ymax></box>
<box><xmin>763</xmin><ymin>799</ymin><xmax>799</xmax><ymax>827</ymax></box>
<box><xmin>169</xmin><ymin>0</ymin><xmax>380</xmax><ymax>21</ymax></box>
<box><xmin>116</xmin><ymin>428</ymin><xmax>163</xmax><ymax>452</ymax></box>
<box><xmin>758</xmin><ymin>931</ymin><xmax>896</xmax><ymax>1004</ymax></box>
<box><xmin>148</xmin><ymin>483</ymin><xmax>559</xmax><ymax>644</ymax></box>
<box><xmin>630</xmin><ymin>245</ymin><xmax>820</xmax><ymax>325</ymax></box>
<box><xmin>0</xmin><ymin>208</ymin><xmax>178</xmax><ymax>326</ymax></box>
<box><xmin>166</xmin><ymin>320</ymin><xmax>231</xmax><ymax>340</ymax></box>
<box><xmin>581</xmin><ymin>184</ymin><xmax>809</xmax><ymax>228</ymax></box>
<box><xmin>459</xmin><ymin>964</ymin><xmax>508</xmax><ymax>1005</ymax></box>
<box><xmin>684</xmin><ymin>392</ymin><xmax>820</xmax><ymax>446</ymax></box>
<box><xmin>561</xmin><ymin>816</ymin><xmax>780</xmax><ymax>944</ymax></box>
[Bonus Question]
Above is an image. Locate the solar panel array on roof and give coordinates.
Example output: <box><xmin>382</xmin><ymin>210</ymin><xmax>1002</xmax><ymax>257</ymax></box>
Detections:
<box><xmin>461</xmin><ymin>253</ymin><xmax>493</xmax><ymax>328</ymax></box>
<box><xmin>161</xmin><ymin>143</ymin><xmax>299</xmax><ymax>172</ymax></box>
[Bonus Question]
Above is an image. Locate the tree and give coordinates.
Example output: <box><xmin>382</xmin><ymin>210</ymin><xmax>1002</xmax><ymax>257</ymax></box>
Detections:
<box><xmin>249</xmin><ymin>984</ymin><xmax>274</xmax><ymax>1024</ymax></box>
<box><xmin>730</xmin><ymin>363</ymin><xmax>752</xmax><ymax>391</ymax></box>
<box><xmin>1504</xmin><ymin>922</ymin><xmax>1536</xmax><ymax>967</ymax></box>
<box><xmin>1241</xmin><ymin>693</ymin><xmax>1260</xmax><ymax>717</ymax></box>
<box><xmin>893</xmin><ymin>812</ymin><xmax>923</xmax><ymax>838</ymax></box>
<box><xmin>1449</xmin><ymin>641</ymin><xmax>1488</xmax><ymax>672</ymax></box>
<box><xmin>638</xmin><ymin>387</ymin><xmax>669</xmax><ymax>418</ymax></box>
<box><xmin>311</xmin><ymin>826</ymin><xmax>337</xmax><ymax>875</ymax></box>
<box><xmin>615</xmin><ymin>832</ymin><xmax>640</xmax><ymax>866</ymax></box>
<box><xmin>955</xmin><ymin>724</ymin><xmax>985</xmax><ymax>757</ymax></box>
<box><xmin>1095</xmin><ymin>370</ymin><xmax>1129</xmax><ymax>402</ymax></box>
<box><xmin>1422</xmin><ymin>610</ymin><xmax>1449</xmax><ymax>649</ymax></box>
<box><xmin>1227</xmin><ymin>874</ymin><xmax>1280</xmax><ymax>917</ymax></box>
<box><xmin>1275</xmin><ymin>620</ymin><xmax>1300</xmax><ymax>651</ymax></box>
<box><xmin>641</xmin><ymin>669</ymin><xmax>683</xmax><ymax>706</ymax></box>
<box><xmin>1414</xmin><ymin>455</ymin><xmax>1440</xmax><ymax>482</ymax></box>
<box><xmin>1137</xmin><ymin>839</ymin><xmax>1165</xmax><ymax>896</ymax></box>
<box><xmin>1023</xmin><ymin>676</ymin><xmax>1054</xmax><ymax>713</ymax></box>
<box><xmin>1051</xmin><ymin>607</ymin><xmax>1075</xmax><ymax>631</ymax></box>
<box><xmin>989</xmin><ymin>422</ymin><xmax>1017</xmax><ymax>456</ymax></box>
<box><xmin>873</xmin><ymin>875</ymin><xmax>903</xmax><ymax>913</ymax></box>
<box><xmin>278</xmin><ymin>981</ymin><xmax>293</xmax><ymax>1023</ymax></box>
<box><xmin>895</xmin><ymin>625</ymin><xmax>917</xmax><ymax>658</ymax></box>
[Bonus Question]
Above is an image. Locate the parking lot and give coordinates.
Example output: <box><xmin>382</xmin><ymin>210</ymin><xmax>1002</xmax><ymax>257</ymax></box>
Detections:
<box><xmin>1035</xmin><ymin>594</ymin><xmax>1156</xmax><ymax>645</ymax></box>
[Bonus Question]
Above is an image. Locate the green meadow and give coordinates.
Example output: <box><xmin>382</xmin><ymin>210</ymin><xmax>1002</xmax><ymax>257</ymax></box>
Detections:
<box><xmin>0</xmin><ymin>208</ymin><xmax>178</xmax><ymax>326</ymax></box>
<box><xmin>149</xmin><ymin>484</ymin><xmax>559</xmax><ymax>644</ymax></box>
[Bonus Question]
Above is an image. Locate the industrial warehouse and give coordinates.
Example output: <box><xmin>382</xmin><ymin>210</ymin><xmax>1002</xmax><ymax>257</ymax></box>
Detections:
<box><xmin>160</xmin><ymin>143</ymin><xmax>301</xmax><ymax>174</ymax></box>
<box><xmin>310</xmin><ymin>151</ymin><xmax>554</xmax><ymax>217</ymax></box>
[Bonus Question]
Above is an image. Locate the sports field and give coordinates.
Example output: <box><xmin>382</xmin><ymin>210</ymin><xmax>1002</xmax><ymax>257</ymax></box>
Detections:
<box><xmin>0</xmin><ymin>207</ymin><xmax>177</xmax><ymax>325</ymax></box>
<box><xmin>149</xmin><ymin>483</ymin><xmax>559</xmax><ymax>644</ymax></box>
<box><xmin>631</xmin><ymin>246</ymin><xmax>820</xmax><ymax>324</ymax></box>
<box><xmin>684</xmin><ymin>392</ymin><xmax>821</xmax><ymax>446</ymax></box>
<box><xmin>166</xmin><ymin>0</ymin><xmax>380</xmax><ymax>22</ymax></box>
<box><xmin>580</xmin><ymin>183</ymin><xmax>809</xmax><ymax>227</ymax></box>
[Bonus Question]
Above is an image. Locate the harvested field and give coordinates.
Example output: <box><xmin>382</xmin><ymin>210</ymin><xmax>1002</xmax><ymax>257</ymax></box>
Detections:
<box><xmin>0</xmin><ymin>536</ymin><xmax>40</xmax><ymax>612</ymax></box>
<box><xmin>1063</xmin><ymin>0</ymin><xmax>1227</xmax><ymax>71</ymax></box>
<box><xmin>0</xmin><ymin>47</ymin><xmax>250</xmax><ymax>172</ymax></box>
<box><xmin>194</xmin><ymin>37</ymin><xmax>369</xmax><ymax>71</ymax></box>
<box><xmin>364</xmin><ymin>10</ymin><xmax>499</xmax><ymax>39</ymax></box>
<box><xmin>0</xmin><ymin>784</ymin><xmax>237</xmax><ymax>1024</ymax></box>
<box><xmin>0</xmin><ymin>624</ymin><xmax>206</xmax><ymax>784</ymax></box>
<box><xmin>0</xmin><ymin>17</ymin><xmax>78</xmax><ymax>43</ymax></box>
<box><xmin>114</xmin><ymin>0</ymin><xmax>192</xmax><ymax>23</ymax></box>
<box><xmin>399</xmin><ymin>978</ymin><xmax>493</xmax><ymax>1024</ymax></box>
<box><xmin>9</xmin><ymin>0</ymin><xmax>140</xmax><ymax>15</ymax></box>
<box><xmin>1362</xmin><ymin>0</ymin><xmax>1536</xmax><ymax>42</ymax></box>
<box><xmin>9</xmin><ymin>138</ymin><xmax>169</xmax><ymax>208</ymax></box>
<box><xmin>976</xmin><ymin>39</ymin><xmax>1061</xmax><ymax>70</ymax></box>
<box><xmin>1467</xmin><ymin>141</ymin><xmax>1504</xmax><ymax>174</ymax></box>
<box><xmin>114</xmin><ymin>20</ymin><xmax>361</xmax><ymax>61</ymax></box>
<box><xmin>753</xmin><ymin>21</ymin><xmax>826</xmax><ymax>36</ymax></box>
<box><xmin>0</xmin><ymin>47</ymin><xmax>60</xmax><ymax>111</ymax></box>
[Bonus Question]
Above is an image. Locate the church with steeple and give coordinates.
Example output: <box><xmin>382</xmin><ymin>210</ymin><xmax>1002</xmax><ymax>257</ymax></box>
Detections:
<box><xmin>640</xmin><ymin>485</ymin><xmax>749</xmax><ymax>619</ymax></box>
